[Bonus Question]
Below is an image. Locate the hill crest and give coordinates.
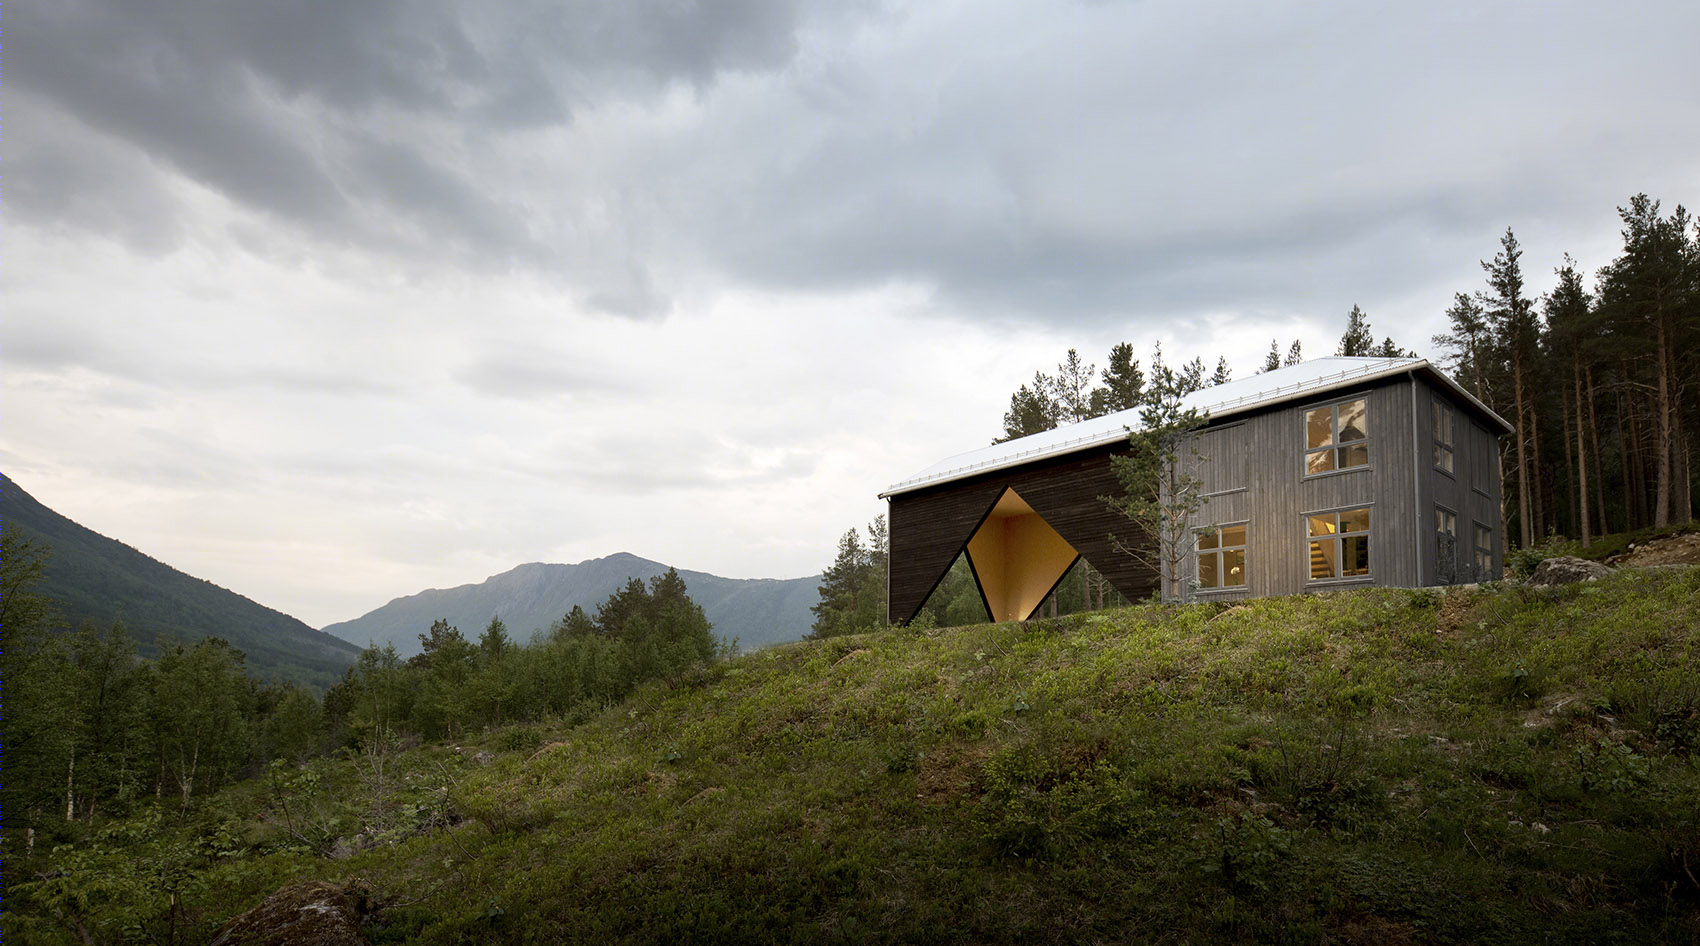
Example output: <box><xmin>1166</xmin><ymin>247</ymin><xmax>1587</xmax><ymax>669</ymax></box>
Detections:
<box><xmin>0</xmin><ymin>474</ymin><xmax>363</xmax><ymax>688</ymax></box>
<box><xmin>322</xmin><ymin>552</ymin><xmax>818</xmax><ymax>656</ymax></box>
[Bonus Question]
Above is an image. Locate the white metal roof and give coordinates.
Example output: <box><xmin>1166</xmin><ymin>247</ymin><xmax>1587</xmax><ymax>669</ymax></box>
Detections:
<box><xmin>880</xmin><ymin>356</ymin><xmax>1510</xmax><ymax>498</ymax></box>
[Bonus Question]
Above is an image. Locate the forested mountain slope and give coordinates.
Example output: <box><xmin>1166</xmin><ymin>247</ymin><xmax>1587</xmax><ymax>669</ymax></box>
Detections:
<box><xmin>0</xmin><ymin>474</ymin><xmax>361</xmax><ymax>688</ymax></box>
<box><xmin>322</xmin><ymin>551</ymin><xmax>817</xmax><ymax>655</ymax></box>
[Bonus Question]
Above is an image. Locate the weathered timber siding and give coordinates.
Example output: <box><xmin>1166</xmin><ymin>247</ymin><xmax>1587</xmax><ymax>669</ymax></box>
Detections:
<box><xmin>1187</xmin><ymin>376</ymin><xmax>1427</xmax><ymax>600</ymax></box>
<box><xmin>1414</xmin><ymin>387</ymin><xmax>1506</xmax><ymax>584</ymax></box>
<box><xmin>887</xmin><ymin>443</ymin><xmax>1158</xmax><ymax>623</ymax></box>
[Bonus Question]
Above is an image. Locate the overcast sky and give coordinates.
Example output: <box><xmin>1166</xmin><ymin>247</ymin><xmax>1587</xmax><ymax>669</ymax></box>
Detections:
<box><xmin>5</xmin><ymin>0</ymin><xmax>1698</xmax><ymax>628</ymax></box>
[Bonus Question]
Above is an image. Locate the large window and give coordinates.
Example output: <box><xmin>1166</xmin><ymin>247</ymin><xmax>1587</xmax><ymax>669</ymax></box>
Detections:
<box><xmin>1473</xmin><ymin>523</ymin><xmax>1494</xmax><ymax>579</ymax></box>
<box><xmin>1197</xmin><ymin>524</ymin><xmax>1246</xmax><ymax>590</ymax></box>
<box><xmin>1433</xmin><ymin>399</ymin><xmax>1455</xmax><ymax>474</ymax></box>
<box><xmin>1308</xmin><ymin>507</ymin><xmax>1371</xmax><ymax>580</ymax></box>
<box><xmin>1305</xmin><ymin>399</ymin><xmax>1369</xmax><ymax>475</ymax></box>
<box><xmin>1436</xmin><ymin>506</ymin><xmax>1458</xmax><ymax>582</ymax></box>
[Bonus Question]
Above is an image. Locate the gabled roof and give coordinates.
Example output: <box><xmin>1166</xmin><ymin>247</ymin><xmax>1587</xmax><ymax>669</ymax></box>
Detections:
<box><xmin>881</xmin><ymin>356</ymin><xmax>1511</xmax><ymax>498</ymax></box>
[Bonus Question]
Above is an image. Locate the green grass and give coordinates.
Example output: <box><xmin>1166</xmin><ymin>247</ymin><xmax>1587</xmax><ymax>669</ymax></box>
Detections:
<box><xmin>9</xmin><ymin>568</ymin><xmax>1700</xmax><ymax>944</ymax></box>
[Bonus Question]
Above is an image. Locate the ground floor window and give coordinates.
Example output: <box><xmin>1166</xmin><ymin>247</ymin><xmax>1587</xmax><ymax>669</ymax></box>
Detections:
<box><xmin>1308</xmin><ymin>507</ymin><xmax>1370</xmax><ymax>580</ymax></box>
<box><xmin>1473</xmin><ymin>523</ymin><xmax>1494</xmax><ymax>579</ymax></box>
<box><xmin>1436</xmin><ymin>506</ymin><xmax>1458</xmax><ymax>582</ymax></box>
<box><xmin>1198</xmin><ymin>524</ymin><xmax>1247</xmax><ymax>589</ymax></box>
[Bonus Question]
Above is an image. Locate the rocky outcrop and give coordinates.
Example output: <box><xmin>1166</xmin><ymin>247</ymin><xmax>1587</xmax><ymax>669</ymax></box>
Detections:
<box><xmin>210</xmin><ymin>880</ymin><xmax>371</xmax><ymax>946</ymax></box>
<box><xmin>1527</xmin><ymin>556</ymin><xmax>1612</xmax><ymax>585</ymax></box>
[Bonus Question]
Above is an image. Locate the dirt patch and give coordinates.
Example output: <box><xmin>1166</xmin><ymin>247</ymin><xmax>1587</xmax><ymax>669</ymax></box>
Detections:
<box><xmin>1435</xmin><ymin>590</ymin><xmax>1475</xmax><ymax>635</ymax></box>
<box><xmin>916</xmin><ymin>743</ymin><xmax>991</xmax><ymax>804</ymax></box>
<box><xmin>1608</xmin><ymin>530</ymin><xmax>1700</xmax><ymax>567</ymax></box>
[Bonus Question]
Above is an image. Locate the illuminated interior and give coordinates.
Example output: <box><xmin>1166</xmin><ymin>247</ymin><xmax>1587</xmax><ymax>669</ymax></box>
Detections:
<box><xmin>965</xmin><ymin>487</ymin><xmax>1080</xmax><ymax>622</ymax></box>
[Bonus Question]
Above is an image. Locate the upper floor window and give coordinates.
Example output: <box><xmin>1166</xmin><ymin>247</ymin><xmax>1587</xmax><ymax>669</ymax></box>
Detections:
<box><xmin>1198</xmin><ymin>524</ymin><xmax>1247</xmax><ymax>590</ymax></box>
<box><xmin>1309</xmin><ymin>507</ymin><xmax>1371</xmax><ymax>580</ymax></box>
<box><xmin>1305</xmin><ymin>399</ymin><xmax>1368</xmax><ymax>475</ymax></box>
<box><xmin>1433</xmin><ymin>400</ymin><xmax>1455</xmax><ymax>474</ymax></box>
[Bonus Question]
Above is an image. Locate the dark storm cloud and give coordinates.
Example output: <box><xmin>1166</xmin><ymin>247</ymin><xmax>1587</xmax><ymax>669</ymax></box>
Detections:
<box><xmin>12</xmin><ymin>0</ymin><xmax>1697</xmax><ymax>333</ymax></box>
<box><xmin>9</xmin><ymin>0</ymin><xmax>807</xmax><ymax>270</ymax></box>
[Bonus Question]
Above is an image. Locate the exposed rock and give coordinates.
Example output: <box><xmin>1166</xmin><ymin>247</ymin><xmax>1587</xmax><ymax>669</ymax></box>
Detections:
<box><xmin>1527</xmin><ymin>556</ymin><xmax>1612</xmax><ymax>585</ymax></box>
<box><xmin>1607</xmin><ymin>530</ymin><xmax>1700</xmax><ymax>567</ymax></box>
<box><xmin>210</xmin><ymin>880</ymin><xmax>371</xmax><ymax>946</ymax></box>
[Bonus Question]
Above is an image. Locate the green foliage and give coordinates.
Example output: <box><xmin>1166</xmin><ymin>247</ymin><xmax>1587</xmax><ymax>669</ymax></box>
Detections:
<box><xmin>810</xmin><ymin>516</ymin><xmax>888</xmax><ymax>638</ymax></box>
<box><xmin>8</xmin><ymin>569</ymin><xmax>1700</xmax><ymax>945</ymax></box>
<box><xmin>1107</xmin><ymin>344</ymin><xmax>1210</xmax><ymax>601</ymax></box>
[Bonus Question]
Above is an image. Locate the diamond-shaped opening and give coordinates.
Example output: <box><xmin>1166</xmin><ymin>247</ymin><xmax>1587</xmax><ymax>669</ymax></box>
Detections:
<box><xmin>914</xmin><ymin>552</ymin><xmax>991</xmax><ymax>628</ymax></box>
<box><xmin>966</xmin><ymin>487</ymin><xmax>1080</xmax><ymax>622</ymax></box>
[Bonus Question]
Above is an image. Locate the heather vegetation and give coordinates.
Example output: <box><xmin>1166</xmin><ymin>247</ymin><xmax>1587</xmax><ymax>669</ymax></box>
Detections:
<box><xmin>6</xmin><ymin>551</ymin><xmax>1697</xmax><ymax>943</ymax></box>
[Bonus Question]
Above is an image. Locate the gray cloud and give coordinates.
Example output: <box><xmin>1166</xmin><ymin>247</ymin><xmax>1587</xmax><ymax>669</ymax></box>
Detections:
<box><xmin>8</xmin><ymin>0</ymin><xmax>810</xmax><ymax>281</ymax></box>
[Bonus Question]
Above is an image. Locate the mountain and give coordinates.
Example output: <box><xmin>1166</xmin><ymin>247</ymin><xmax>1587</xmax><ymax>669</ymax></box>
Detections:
<box><xmin>1</xmin><ymin>474</ymin><xmax>362</xmax><ymax>689</ymax></box>
<box><xmin>322</xmin><ymin>552</ymin><xmax>820</xmax><ymax>656</ymax></box>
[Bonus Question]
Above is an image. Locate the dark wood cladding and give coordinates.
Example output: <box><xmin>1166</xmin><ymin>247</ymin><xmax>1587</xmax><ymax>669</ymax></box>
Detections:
<box><xmin>887</xmin><ymin>443</ymin><xmax>1159</xmax><ymax>623</ymax></box>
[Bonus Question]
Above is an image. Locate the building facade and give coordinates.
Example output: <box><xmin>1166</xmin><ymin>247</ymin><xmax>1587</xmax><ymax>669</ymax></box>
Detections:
<box><xmin>882</xmin><ymin>357</ymin><xmax>1511</xmax><ymax>623</ymax></box>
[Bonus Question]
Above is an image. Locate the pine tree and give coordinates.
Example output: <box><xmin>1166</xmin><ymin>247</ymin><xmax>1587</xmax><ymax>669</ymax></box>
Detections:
<box><xmin>1054</xmin><ymin>349</ymin><xmax>1097</xmax><ymax>423</ymax></box>
<box><xmin>1090</xmin><ymin>342</ymin><xmax>1144</xmax><ymax>415</ymax></box>
<box><xmin>1596</xmin><ymin>195</ymin><xmax>1697</xmax><ymax>526</ymax></box>
<box><xmin>1544</xmin><ymin>256</ymin><xmax>1600</xmax><ymax>542</ymax></box>
<box><xmin>1337</xmin><ymin>305</ymin><xmax>1375</xmax><ymax>355</ymax></box>
<box><xmin>1108</xmin><ymin>345</ymin><xmax>1209</xmax><ymax>602</ymax></box>
<box><xmin>1261</xmin><ymin>340</ymin><xmax>1281</xmax><ymax>373</ymax></box>
<box><xmin>1434</xmin><ymin>292</ymin><xmax>1492</xmax><ymax>401</ymax></box>
<box><xmin>810</xmin><ymin>517</ymin><xmax>888</xmax><ymax>637</ymax></box>
<box><xmin>1479</xmin><ymin>228</ymin><xmax>1543</xmax><ymax>546</ymax></box>
<box><xmin>997</xmin><ymin>378</ymin><xmax>1059</xmax><ymax>443</ymax></box>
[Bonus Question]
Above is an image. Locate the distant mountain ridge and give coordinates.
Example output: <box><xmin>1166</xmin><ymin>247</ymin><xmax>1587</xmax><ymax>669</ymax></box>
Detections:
<box><xmin>0</xmin><ymin>474</ymin><xmax>363</xmax><ymax>689</ymax></box>
<box><xmin>322</xmin><ymin>552</ymin><xmax>820</xmax><ymax>657</ymax></box>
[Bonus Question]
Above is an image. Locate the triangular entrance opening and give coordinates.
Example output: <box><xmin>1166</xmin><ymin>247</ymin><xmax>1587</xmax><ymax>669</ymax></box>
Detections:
<box><xmin>965</xmin><ymin>487</ymin><xmax>1080</xmax><ymax>622</ymax></box>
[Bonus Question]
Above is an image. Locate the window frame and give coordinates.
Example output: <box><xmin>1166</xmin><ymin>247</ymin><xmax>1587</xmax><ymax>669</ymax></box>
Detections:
<box><xmin>1472</xmin><ymin>522</ymin><xmax>1494</xmax><ymax>580</ymax></box>
<box><xmin>1432</xmin><ymin>398</ymin><xmax>1456</xmax><ymax>476</ymax></box>
<box><xmin>1306</xmin><ymin>505</ymin><xmax>1373</xmax><ymax>583</ymax></box>
<box><xmin>1435</xmin><ymin>505</ymin><xmax>1458</xmax><ymax>583</ymax></box>
<box><xmin>1303</xmin><ymin>397</ymin><xmax>1371</xmax><ymax>477</ymax></box>
<box><xmin>1196</xmin><ymin>522</ymin><xmax>1248</xmax><ymax>592</ymax></box>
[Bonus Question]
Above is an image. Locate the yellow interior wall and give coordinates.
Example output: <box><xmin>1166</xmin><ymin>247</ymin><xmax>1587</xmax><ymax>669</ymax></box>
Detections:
<box><xmin>966</xmin><ymin>488</ymin><xmax>1079</xmax><ymax>622</ymax></box>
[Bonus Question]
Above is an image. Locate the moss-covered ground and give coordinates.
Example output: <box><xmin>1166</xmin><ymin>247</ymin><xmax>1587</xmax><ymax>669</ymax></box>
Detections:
<box><xmin>9</xmin><ymin>568</ymin><xmax>1700</xmax><ymax>944</ymax></box>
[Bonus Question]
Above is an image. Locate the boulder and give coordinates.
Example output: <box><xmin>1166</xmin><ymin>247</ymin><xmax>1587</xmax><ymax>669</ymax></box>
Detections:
<box><xmin>1527</xmin><ymin>556</ymin><xmax>1612</xmax><ymax>586</ymax></box>
<box><xmin>210</xmin><ymin>880</ymin><xmax>371</xmax><ymax>946</ymax></box>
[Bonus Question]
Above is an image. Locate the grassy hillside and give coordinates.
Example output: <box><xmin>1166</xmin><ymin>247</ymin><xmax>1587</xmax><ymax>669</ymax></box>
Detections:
<box><xmin>9</xmin><ymin>568</ymin><xmax>1700</xmax><ymax>944</ymax></box>
<box><xmin>0</xmin><ymin>475</ymin><xmax>361</xmax><ymax>688</ymax></box>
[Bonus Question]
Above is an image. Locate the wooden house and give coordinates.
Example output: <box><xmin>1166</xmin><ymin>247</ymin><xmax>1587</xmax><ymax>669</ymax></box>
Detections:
<box><xmin>880</xmin><ymin>356</ymin><xmax>1512</xmax><ymax>623</ymax></box>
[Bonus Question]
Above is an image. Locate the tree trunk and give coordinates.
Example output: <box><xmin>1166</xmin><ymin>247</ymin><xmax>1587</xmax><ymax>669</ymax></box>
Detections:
<box><xmin>1621</xmin><ymin>389</ymin><xmax>1640</xmax><ymax>530</ymax></box>
<box><xmin>1573</xmin><ymin>359</ymin><xmax>1590</xmax><ymax>545</ymax></box>
<box><xmin>1512</xmin><ymin>356</ymin><xmax>1532</xmax><ymax>547</ymax></box>
<box><xmin>1676</xmin><ymin>422</ymin><xmax>1693</xmax><ymax>524</ymax></box>
<box><xmin>1562</xmin><ymin>394</ymin><xmax>1579</xmax><ymax>540</ymax></box>
<box><xmin>65</xmin><ymin>743</ymin><xmax>76</xmax><ymax>821</ymax></box>
<box><xmin>1587</xmin><ymin>365</ymin><xmax>1609</xmax><ymax>533</ymax></box>
<box><xmin>1655</xmin><ymin>315</ymin><xmax>1674</xmax><ymax>526</ymax></box>
<box><xmin>1529</xmin><ymin>393</ymin><xmax>1546</xmax><ymax>539</ymax></box>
